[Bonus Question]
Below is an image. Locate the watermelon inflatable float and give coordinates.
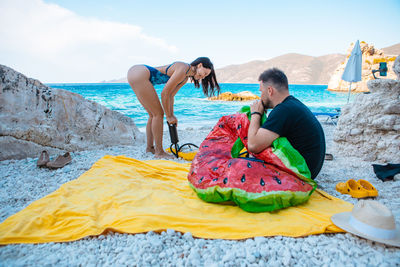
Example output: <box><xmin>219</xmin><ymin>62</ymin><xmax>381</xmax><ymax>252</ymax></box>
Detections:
<box><xmin>187</xmin><ymin>111</ymin><xmax>317</xmax><ymax>212</ymax></box>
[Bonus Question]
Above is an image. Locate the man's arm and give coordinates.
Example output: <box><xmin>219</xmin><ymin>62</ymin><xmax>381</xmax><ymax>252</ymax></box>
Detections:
<box><xmin>247</xmin><ymin>100</ymin><xmax>279</xmax><ymax>154</ymax></box>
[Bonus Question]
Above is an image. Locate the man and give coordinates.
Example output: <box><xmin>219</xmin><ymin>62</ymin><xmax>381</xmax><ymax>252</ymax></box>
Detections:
<box><xmin>248</xmin><ymin>68</ymin><xmax>325</xmax><ymax>179</ymax></box>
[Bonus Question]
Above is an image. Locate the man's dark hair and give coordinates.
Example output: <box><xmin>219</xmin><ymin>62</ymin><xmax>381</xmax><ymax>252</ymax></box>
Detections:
<box><xmin>258</xmin><ymin>68</ymin><xmax>288</xmax><ymax>91</ymax></box>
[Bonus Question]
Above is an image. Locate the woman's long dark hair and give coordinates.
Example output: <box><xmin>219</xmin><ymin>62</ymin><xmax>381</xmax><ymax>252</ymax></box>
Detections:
<box><xmin>190</xmin><ymin>57</ymin><xmax>220</xmax><ymax>97</ymax></box>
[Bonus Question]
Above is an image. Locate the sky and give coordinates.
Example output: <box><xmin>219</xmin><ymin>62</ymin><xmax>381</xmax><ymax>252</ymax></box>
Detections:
<box><xmin>0</xmin><ymin>0</ymin><xmax>399</xmax><ymax>83</ymax></box>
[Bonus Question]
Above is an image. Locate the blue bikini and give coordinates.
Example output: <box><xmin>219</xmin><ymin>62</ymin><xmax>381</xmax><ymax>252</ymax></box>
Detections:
<box><xmin>144</xmin><ymin>63</ymin><xmax>190</xmax><ymax>85</ymax></box>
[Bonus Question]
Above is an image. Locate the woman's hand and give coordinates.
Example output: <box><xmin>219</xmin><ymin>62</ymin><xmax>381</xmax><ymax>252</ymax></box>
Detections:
<box><xmin>250</xmin><ymin>100</ymin><xmax>264</xmax><ymax>114</ymax></box>
<box><xmin>166</xmin><ymin>115</ymin><xmax>178</xmax><ymax>126</ymax></box>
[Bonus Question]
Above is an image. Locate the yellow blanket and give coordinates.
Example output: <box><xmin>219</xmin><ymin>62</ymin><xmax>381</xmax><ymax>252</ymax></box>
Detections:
<box><xmin>0</xmin><ymin>155</ymin><xmax>352</xmax><ymax>244</ymax></box>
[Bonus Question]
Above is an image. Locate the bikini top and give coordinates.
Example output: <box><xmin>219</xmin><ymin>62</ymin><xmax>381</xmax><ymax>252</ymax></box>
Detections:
<box><xmin>166</xmin><ymin>62</ymin><xmax>191</xmax><ymax>75</ymax></box>
<box><xmin>149</xmin><ymin>62</ymin><xmax>191</xmax><ymax>85</ymax></box>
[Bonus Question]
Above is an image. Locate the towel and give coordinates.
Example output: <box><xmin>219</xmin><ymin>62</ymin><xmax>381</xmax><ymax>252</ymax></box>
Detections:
<box><xmin>0</xmin><ymin>155</ymin><xmax>352</xmax><ymax>244</ymax></box>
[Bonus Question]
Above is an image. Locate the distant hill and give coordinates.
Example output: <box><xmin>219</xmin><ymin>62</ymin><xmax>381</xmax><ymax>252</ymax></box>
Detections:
<box><xmin>215</xmin><ymin>53</ymin><xmax>345</xmax><ymax>84</ymax></box>
<box><xmin>103</xmin><ymin>42</ymin><xmax>399</xmax><ymax>84</ymax></box>
<box><xmin>382</xmin><ymin>43</ymin><xmax>400</xmax><ymax>56</ymax></box>
<box><xmin>106</xmin><ymin>53</ymin><xmax>345</xmax><ymax>85</ymax></box>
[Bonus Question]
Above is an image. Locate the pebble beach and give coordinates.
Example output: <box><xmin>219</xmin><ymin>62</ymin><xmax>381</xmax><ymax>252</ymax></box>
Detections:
<box><xmin>0</xmin><ymin>121</ymin><xmax>399</xmax><ymax>266</ymax></box>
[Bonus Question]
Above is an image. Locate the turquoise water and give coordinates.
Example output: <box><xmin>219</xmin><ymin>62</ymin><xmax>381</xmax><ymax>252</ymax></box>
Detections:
<box><xmin>48</xmin><ymin>83</ymin><xmax>351</xmax><ymax>130</ymax></box>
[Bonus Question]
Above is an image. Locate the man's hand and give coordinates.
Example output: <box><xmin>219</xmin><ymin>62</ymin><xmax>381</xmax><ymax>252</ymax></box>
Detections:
<box><xmin>248</xmin><ymin>100</ymin><xmax>279</xmax><ymax>153</ymax></box>
<box><xmin>250</xmin><ymin>100</ymin><xmax>264</xmax><ymax>114</ymax></box>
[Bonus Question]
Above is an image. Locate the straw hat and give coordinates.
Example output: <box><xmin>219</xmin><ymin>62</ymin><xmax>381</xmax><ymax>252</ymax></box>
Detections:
<box><xmin>331</xmin><ymin>200</ymin><xmax>400</xmax><ymax>247</ymax></box>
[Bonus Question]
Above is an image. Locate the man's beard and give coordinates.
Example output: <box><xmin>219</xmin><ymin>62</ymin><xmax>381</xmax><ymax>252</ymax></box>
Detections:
<box><xmin>261</xmin><ymin>98</ymin><xmax>273</xmax><ymax>110</ymax></box>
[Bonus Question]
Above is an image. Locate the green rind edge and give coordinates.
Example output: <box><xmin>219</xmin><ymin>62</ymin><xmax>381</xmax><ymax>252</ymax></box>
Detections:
<box><xmin>189</xmin><ymin>182</ymin><xmax>312</xmax><ymax>213</ymax></box>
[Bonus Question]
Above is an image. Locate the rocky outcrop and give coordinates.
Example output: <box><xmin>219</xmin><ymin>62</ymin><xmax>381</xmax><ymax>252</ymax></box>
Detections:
<box><xmin>208</xmin><ymin>91</ymin><xmax>259</xmax><ymax>101</ymax></box>
<box><xmin>0</xmin><ymin>64</ymin><xmax>144</xmax><ymax>160</ymax></box>
<box><xmin>333</xmin><ymin>57</ymin><xmax>400</xmax><ymax>162</ymax></box>
<box><xmin>328</xmin><ymin>42</ymin><xmax>398</xmax><ymax>92</ymax></box>
<box><xmin>393</xmin><ymin>56</ymin><xmax>400</xmax><ymax>80</ymax></box>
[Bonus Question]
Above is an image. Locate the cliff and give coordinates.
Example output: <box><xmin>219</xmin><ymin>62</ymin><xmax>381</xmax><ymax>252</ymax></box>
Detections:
<box><xmin>327</xmin><ymin>42</ymin><xmax>398</xmax><ymax>92</ymax></box>
<box><xmin>333</xmin><ymin>56</ymin><xmax>400</xmax><ymax>162</ymax></box>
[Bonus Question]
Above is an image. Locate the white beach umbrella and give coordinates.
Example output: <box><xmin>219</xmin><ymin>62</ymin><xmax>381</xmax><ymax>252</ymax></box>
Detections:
<box><xmin>342</xmin><ymin>40</ymin><xmax>362</xmax><ymax>103</ymax></box>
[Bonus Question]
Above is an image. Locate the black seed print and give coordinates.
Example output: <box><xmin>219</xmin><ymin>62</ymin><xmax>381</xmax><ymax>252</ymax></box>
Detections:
<box><xmin>244</xmin><ymin>136</ymin><xmax>248</xmax><ymax>140</ymax></box>
<box><xmin>237</xmin><ymin>124</ymin><xmax>241</xmax><ymax>129</ymax></box>
<box><xmin>262</xmin><ymin>164</ymin><xmax>266</xmax><ymax>168</ymax></box>
<box><xmin>228</xmin><ymin>162</ymin><xmax>232</xmax><ymax>168</ymax></box>
<box><xmin>247</xmin><ymin>162</ymin><xmax>252</xmax><ymax>168</ymax></box>
<box><xmin>241</xmin><ymin>174</ymin><xmax>246</xmax><ymax>183</ymax></box>
<box><xmin>202</xmin><ymin>145</ymin><xmax>209</xmax><ymax>148</ymax></box>
<box><xmin>260</xmin><ymin>178</ymin><xmax>265</xmax><ymax>186</ymax></box>
<box><xmin>223</xmin><ymin>178</ymin><xmax>228</xmax><ymax>184</ymax></box>
<box><xmin>198</xmin><ymin>177</ymin><xmax>204</xmax><ymax>183</ymax></box>
<box><xmin>212</xmin><ymin>167</ymin><xmax>218</xmax><ymax>171</ymax></box>
<box><xmin>207</xmin><ymin>158</ymin><xmax>218</xmax><ymax>165</ymax></box>
<box><xmin>273</xmin><ymin>176</ymin><xmax>281</xmax><ymax>184</ymax></box>
<box><xmin>213</xmin><ymin>178</ymin><xmax>218</xmax><ymax>182</ymax></box>
<box><xmin>219</xmin><ymin>124</ymin><xmax>224</xmax><ymax>128</ymax></box>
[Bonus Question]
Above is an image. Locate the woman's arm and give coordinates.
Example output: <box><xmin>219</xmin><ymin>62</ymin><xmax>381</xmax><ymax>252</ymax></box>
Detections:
<box><xmin>166</xmin><ymin>77</ymin><xmax>189</xmax><ymax>122</ymax></box>
<box><xmin>161</xmin><ymin>63</ymin><xmax>189</xmax><ymax>123</ymax></box>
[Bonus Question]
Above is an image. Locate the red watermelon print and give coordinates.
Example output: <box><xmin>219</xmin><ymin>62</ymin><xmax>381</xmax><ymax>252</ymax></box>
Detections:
<box><xmin>188</xmin><ymin>113</ymin><xmax>317</xmax><ymax>212</ymax></box>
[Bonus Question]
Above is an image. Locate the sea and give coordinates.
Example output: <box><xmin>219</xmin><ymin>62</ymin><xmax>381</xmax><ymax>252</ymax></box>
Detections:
<box><xmin>47</xmin><ymin>83</ymin><xmax>352</xmax><ymax>131</ymax></box>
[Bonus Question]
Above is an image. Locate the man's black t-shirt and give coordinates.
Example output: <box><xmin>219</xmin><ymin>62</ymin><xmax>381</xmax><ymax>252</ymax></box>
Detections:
<box><xmin>261</xmin><ymin>96</ymin><xmax>325</xmax><ymax>179</ymax></box>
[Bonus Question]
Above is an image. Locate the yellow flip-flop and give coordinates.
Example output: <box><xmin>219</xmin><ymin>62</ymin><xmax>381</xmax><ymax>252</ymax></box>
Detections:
<box><xmin>358</xmin><ymin>179</ymin><xmax>378</xmax><ymax>197</ymax></box>
<box><xmin>335</xmin><ymin>182</ymin><xmax>348</xmax><ymax>194</ymax></box>
<box><xmin>336</xmin><ymin>179</ymin><xmax>369</xmax><ymax>198</ymax></box>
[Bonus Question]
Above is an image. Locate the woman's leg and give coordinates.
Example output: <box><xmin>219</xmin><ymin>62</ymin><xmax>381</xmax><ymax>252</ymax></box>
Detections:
<box><xmin>127</xmin><ymin>66</ymin><xmax>173</xmax><ymax>159</ymax></box>
<box><xmin>146</xmin><ymin>116</ymin><xmax>155</xmax><ymax>153</ymax></box>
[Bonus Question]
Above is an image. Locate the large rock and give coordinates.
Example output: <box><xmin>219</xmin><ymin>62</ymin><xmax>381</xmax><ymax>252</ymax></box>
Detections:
<box><xmin>328</xmin><ymin>41</ymin><xmax>398</xmax><ymax>92</ymax></box>
<box><xmin>208</xmin><ymin>91</ymin><xmax>259</xmax><ymax>101</ymax></box>
<box><xmin>393</xmin><ymin>56</ymin><xmax>400</xmax><ymax>80</ymax></box>
<box><xmin>0</xmin><ymin>64</ymin><xmax>144</xmax><ymax>160</ymax></box>
<box><xmin>333</xmin><ymin>57</ymin><xmax>400</xmax><ymax>162</ymax></box>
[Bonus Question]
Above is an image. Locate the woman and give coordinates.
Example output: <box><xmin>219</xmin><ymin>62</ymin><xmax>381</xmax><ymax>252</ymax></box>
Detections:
<box><xmin>127</xmin><ymin>57</ymin><xmax>220</xmax><ymax>159</ymax></box>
